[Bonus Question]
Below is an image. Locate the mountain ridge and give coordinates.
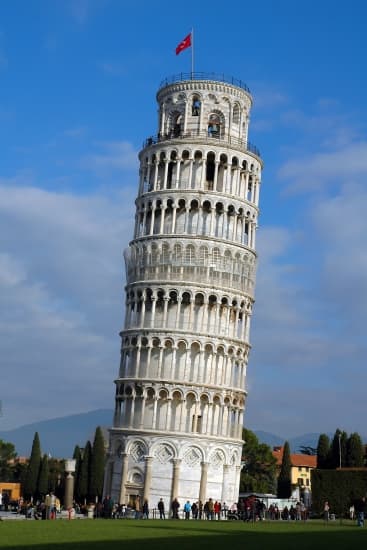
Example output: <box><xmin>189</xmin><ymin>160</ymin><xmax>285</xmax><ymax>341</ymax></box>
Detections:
<box><xmin>0</xmin><ymin>409</ymin><xmax>338</xmax><ymax>457</ymax></box>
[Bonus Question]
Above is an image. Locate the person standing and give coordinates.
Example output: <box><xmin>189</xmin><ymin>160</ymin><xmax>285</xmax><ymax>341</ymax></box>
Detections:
<box><xmin>355</xmin><ymin>496</ymin><xmax>366</xmax><ymax>527</ymax></box>
<box><xmin>158</xmin><ymin>498</ymin><xmax>165</xmax><ymax>519</ymax></box>
<box><xmin>198</xmin><ymin>500</ymin><xmax>203</xmax><ymax>520</ymax></box>
<box><xmin>184</xmin><ymin>500</ymin><xmax>191</xmax><ymax>520</ymax></box>
<box><xmin>323</xmin><ymin>501</ymin><xmax>330</xmax><ymax>523</ymax></box>
<box><xmin>171</xmin><ymin>498</ymin><xmax>180</xmax><ymax>519</ymax></box>
<box><xmin>207</xmin><ymin>498</ymin><xmax>214</xmax><ymax>520</ymax></box>
<box><xmin>142</xmin><ymin>499</ymin><xmax>149</xmax><ymax>519</ymax></box>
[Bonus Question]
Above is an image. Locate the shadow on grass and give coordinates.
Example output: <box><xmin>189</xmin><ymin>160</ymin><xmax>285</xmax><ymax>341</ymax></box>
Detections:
<box><xmin>1</xmin><ymin>520</ymin><xmax>365</xmax><ymax>550</ymax></box>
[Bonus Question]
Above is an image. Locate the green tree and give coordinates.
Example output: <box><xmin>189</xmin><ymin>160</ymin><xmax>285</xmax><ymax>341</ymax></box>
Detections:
<box><xmin>329</xmin><ymin>429</ymin><xmax>347</xmax><ymax>468</ymax></box>
<box><xmin>23</xmin><ymin>432</ymin><xmax>42</xmax><ymax>499</ymax></box>
<box><xmin>277</xmin><ymin>441</ymin><xmax>292</xmax><ymax>498</ymax></box>
<box><xmin>317</xmin><ymin>434</ymin><xmax>330</xmax><ymax>469</ymax></box>
<box><xmin>37</xmin><ymin>454</ymin><xmax>49</xmax><ymax>497</ymax></box>
<box><xmin>48</xmin><ymin>458</ymin><xmax>64</xmax><ymax>498</ymax></box>
<box><xmin>240</xmin><ymin>429</ymin><xmax>277</xmax><ymax>493</ymax></box>
<box><xmin>73</xmin><ymin>445</ymin><xmax>82</xmax><ymax>502</ymax></box>
<box><xmin>77</xmin><ymin>440</ymin><xmax>92</xmax><ymax>503</ymax></box>
<box><xmin>89</xmin><ymin>427</ymin><xmax>106</xmax><ymax>502</ymax></box>
<box><xmin>346</xmin><ymin>432</ymin><xmax>364</xmax><ymax>467</ymax></box>
<box><xmin>0</xmin><ymin>439</ymin><xmax>17</xmax><ymax>481</ymax></box>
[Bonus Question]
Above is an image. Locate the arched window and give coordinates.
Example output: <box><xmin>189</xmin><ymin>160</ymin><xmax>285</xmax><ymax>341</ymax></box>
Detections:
<box><xmin>208</xmin><ymin>114</ymin><xmax>221</xmax><ymax>138</ymax></box>
<box><xmin>192</xmin><ymin>95</ymin><xmax>201</xmax><ymax>116</ymax></box>
<box><xmin>173</xmin><ymin>243</ymin><xmax>182</xmax><ymax>263</ymax></box>
<box><xmin>233</xmin><ymin>103</ymin><xmax>240</xmax><ymax>124</ymax></box>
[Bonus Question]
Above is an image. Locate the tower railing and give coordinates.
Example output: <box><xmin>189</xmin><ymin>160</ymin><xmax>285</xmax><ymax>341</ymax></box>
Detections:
<box><xmin>125</xmin><ymin>261</ymin><xmax>255</xmax><ymax>294</ymax></box>
<box><xmin>142</xmin><ymin>130</ymin><xmax>261</xmax><ymax>158</ymax></box>
<box><xmin>159</xmin><ymin>73</ymin><xmax>251</xmax><ymax>94</ymax></box>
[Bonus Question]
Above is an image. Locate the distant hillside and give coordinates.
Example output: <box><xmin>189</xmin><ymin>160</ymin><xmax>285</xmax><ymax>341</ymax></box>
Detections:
<box><xmin>2</xmin><ymin>409</ymin><xmax>364</xmax><ymax>459</ymax></box>
<box><xmin>0</xmin><ymin>409</ymin><xmax>114</xmax><ymax>457</ymax></box>
<box><xmin>254</xmin><ymin>430</ymin><xmax>323</xmax><ymax>453</ymax></box>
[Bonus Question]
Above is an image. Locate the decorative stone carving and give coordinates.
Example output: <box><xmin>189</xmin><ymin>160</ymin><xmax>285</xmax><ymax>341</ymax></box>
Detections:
<box><xmin>153</xmin><ymin>443</ymin><xmax>175</xmax><ymax>464</ymax></box>
<box><xmin>130</xmin><ymin>441</ymin><xmax>146</xmax><ymax>463</ymax></box>
<box><xmin>183</xmin><ymin>447</ymin><xmax>202</xmax><ymax>467</ymax></box>
<box><xmin>210</xmin><ymin>450</ymin><xmax>225</xmax><ymax>469</ymax></box>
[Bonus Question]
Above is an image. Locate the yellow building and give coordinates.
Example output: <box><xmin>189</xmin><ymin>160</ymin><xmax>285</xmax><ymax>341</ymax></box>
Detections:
<box><xmin>0</xmin><ymin>482</ymin><xmax>21</xmax><ymax>502</ymax></box>
<box><xmin>273</xmin><ymin>446</ymin><xmax>317</xmax><ymax>491</ymax></box>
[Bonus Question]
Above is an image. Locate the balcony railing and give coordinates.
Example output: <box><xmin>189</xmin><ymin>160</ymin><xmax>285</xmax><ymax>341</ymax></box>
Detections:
<box><xmin>125</xmin><ymin>262</ymin><xmax>255</xmax><ymax>295</ymax></box>
<box><xmin>142</xmin><ymin>130</ymin><xmax>261</xmax><ymax>158</ymax></box>
<box><xmin>159</xmin><ymin>73</ymin><xmax>251</xmax><ymax>94</ymax></box>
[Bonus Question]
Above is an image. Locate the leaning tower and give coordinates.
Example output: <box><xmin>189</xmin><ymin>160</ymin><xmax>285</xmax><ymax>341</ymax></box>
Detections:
<box><xmin>105</xmin><ymin>73</ymin><xmax>262</xmax><ymax>511</ymax></box>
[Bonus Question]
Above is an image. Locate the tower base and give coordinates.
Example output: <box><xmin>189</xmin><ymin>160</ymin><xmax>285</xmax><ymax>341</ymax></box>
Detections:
<box><xmin>105</xmin><ymin>429</ymin><xmax>243</xmax><ymax>513</ymax></box>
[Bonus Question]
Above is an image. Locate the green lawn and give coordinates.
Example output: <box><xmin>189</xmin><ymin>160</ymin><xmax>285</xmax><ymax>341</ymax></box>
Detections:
<box><xmin>0</xmin><ymin>519</ymin><xmax>365</xmax><ymax>550</ymax></box>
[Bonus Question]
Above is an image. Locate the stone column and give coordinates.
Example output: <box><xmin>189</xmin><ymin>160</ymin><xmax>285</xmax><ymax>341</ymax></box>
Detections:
<box><xmin>140</xmin><ymin>295</ymin><xmax>146</xmax><ymax>328</ymax></box>
<box><xmin>209</xmin><ymin>207</ymin><xmax>215</xmax><ymax>236</ymax></box>
<box><xmin>192</xmin><ymin>400</ymin><xmax>199</xmax><ymax>433</ymax></box>
<box><xmin>152</xmin><ymin>397</ymin><xmax>158</xmax><ymax>429</ymax></box>
<box><xmin>119</xmin><ymin>453</ymin><xmax>129</xmax><ymax>505</ymax></box>
<box><xmin>175</xmin><ymin>158</ymin><xmax>181</xmax><ymax>188</ymax></box>
<box><xmin>183</xmin><ymin>100</ymin><xmax>188</xmax><ymax>132</ymax></box>
<box><xmin>221</xmin><ymin>464</ymin><xmax>230</xmax><ymax>503</ymax></box>
<box><xmin>211</xmin><ymin>160</ymin><xmax>218</xmax><ymax>191</ymax></box>
<box><xmin>175</xmin><ymin>296</ymin><xmax>182</xmax><ymax>329</ymax></box>
<box><xmin>143</xmin><ymin>456</ymin><xmax>153</xmax><ymax>502</ymax></box>
<box><xmin>150</xmin><ymin>296</ymin><xmax>157</xmax><ymax>328</ymax></box>
<box><xmin>139</xmin><ymin>396</ymin><xmax>146</xmax><ymax>429</ymax></box>
<box><xmin>188</xmin><ymin>157</ymin><xmax>193</xmax><ymax>188</ymax></box>
<box><xmin>142</xmin><ymin>209</ymin><xmax>147</xmax><ymax>236</ymax></box>
<box><xmin>64</xmin><ymin>471</ymin><xmax>75</xmax><ymax>510</ymax></box>
<box><xmin>129</xmin><ymin>396</ymin><xmax>135</xmax><ymax>428</ymax></box>
<box><xmin>166</xmin><ymin>397</ymin><xmax>172</xmax><ymax>431</ymax></box>
<box><xmin>244</xmin><ymin>171</ymin><xmax>249</xmax><ymax>199</ymax></box>
<box><xmin>179</xmin><ymin>398</ymin><xmax>186</xmax><ymax>432</ymax></box>
<box><xmin>146</xmin><ymin>162</ymin><xmax>152</xmax><ymax>190</ymax></box>
<box><xmin>134</xmin><ymin>343</ymin><xmax>141</xmax><ymax>379</ymax></box>
<box><xmin>149</xmin><ymin>206</ymin><xmax>155</xmax><ymax>235</ymax></box>
<box><xmin>163</xmin><ymin>297</ymin><xmax>169</xmax><ymax>327</ymax></box>
<box><xmin>153</xmin><ymin>161</ymin><xmax>159</xmax><ymax>189</ymax></box>
<box><xmin>252</xmin><ymin>223</ymin><xmax>257</xmax><ymax>248</ymax></box>
<box><xmin>199</xmin><ymin>462</ymin><xmax>209</xmax><ymax>503</ymax></box>
<box><xmin>159</xmin><ymin>204</ymin><xmax>165</xmax><ymax>233</ymax></box>
<box><xmin>171</xmin><ymin>459</ymin><xmax>182</xmax><ymax>500</ymax></box>
<box><xmin>163</xmin><ymin>159</ymin><xmax>169</xmax><ymax>189</ymax></box>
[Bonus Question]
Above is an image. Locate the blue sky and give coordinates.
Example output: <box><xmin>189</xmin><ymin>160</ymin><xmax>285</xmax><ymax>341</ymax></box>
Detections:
<box><xmin>1</xmin><ymin>0</ymin><xmax>367</xmax><ymax>439</ymax></box>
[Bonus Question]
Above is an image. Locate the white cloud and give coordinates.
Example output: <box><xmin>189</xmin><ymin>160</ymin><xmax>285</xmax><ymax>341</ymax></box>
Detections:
<box><xmin>251</xmin><ymin>85</ymin><xmax>289</xmax><ymax>109</ymax></box>
<box><xmin>246</xmin><ymin>171</ymin><xmax>367</xmax><ymax>436</ymax></box>
<box><xmin>0</xmin><ymin>183</ymin><xmax>135</xmax><ymax>429</ymax></box>
<box><xmin>278</xmin><ymin>141</ymin><xmax>367</xmax><ymax>193</ymax></box>
<box><xmin>81</xmin><ymin>141</ymin><xmax>139</xmax><ymax>174</ymax></box>
<box><xmin>98</xmin><ymin>61</ymin><xmax>127</xmax><ymax>76</ymax></box>
<box><xmin>68</xmin><ymin>0</ymin><xmax>91</xmax><ymax>24</ymax></box>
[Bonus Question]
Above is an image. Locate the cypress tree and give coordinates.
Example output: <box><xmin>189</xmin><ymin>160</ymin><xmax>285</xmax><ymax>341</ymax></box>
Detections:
<box><xmin>346</xmin><ymin>433</ymin><xmax>364</xmax><ymax>467</ymax></box>
<box><xmin>277</xmin><ymin>441</ymin><xmax>292</xmax><ymax>498</ymax></box>
<box><xmin>38</xmin><ymin>454</ymin><xmax>49</xmax><ymax>497</ymax></box>
<box><xmin>23</xmin><ymin>432</ymin><xmax>42</xmax><ymax>500</ymax></box>
<box><xmin>77</xmin><ymin>440</ymin><xmax>92</xmax><ymax>503</ymax></box>
<box><xmin>317</xmin><ymin>434</ymin><xmax>330</xmax><ymax>469</ymax></box>
<box><xmin>329</xmin><ymin>429</ymin><xmax>347</xmax><ymax>468</ymax></box>
<box><xmin>90</xmin><ymin>427</ymin><xmax>106</xmax><ymax>502</ymax></box>
<box><xmin>73</xmin><ymin>445</ymin><xmax>82</xmax><ymax>502</ymax></box>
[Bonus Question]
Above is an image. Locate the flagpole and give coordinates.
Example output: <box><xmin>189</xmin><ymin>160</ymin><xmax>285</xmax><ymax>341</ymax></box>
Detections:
<box><xmin>191</xmin><ymin>27</ymin><xmax>194</xmax><ymax>77</ymax></box>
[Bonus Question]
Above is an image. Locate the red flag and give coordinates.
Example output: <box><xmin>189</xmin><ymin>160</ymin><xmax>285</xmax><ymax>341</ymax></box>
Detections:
<box><xmin>176</xmin><ymin>33</ymin><xmax>192</xmax><ymax>55</ymax></box>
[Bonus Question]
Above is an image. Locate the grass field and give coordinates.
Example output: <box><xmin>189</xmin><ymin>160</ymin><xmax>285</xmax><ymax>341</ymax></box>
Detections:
<box><xmin>0</xmin><ymin>519</ymin><xmax>365</xmax><ymax>550</ymax></box>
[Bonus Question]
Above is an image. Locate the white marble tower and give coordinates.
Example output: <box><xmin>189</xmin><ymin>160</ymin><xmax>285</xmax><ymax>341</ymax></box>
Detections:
<box><xmin>105</xmin><ymin>73</ymin><xmax>262</xmax><ymax>511</ymax></box>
